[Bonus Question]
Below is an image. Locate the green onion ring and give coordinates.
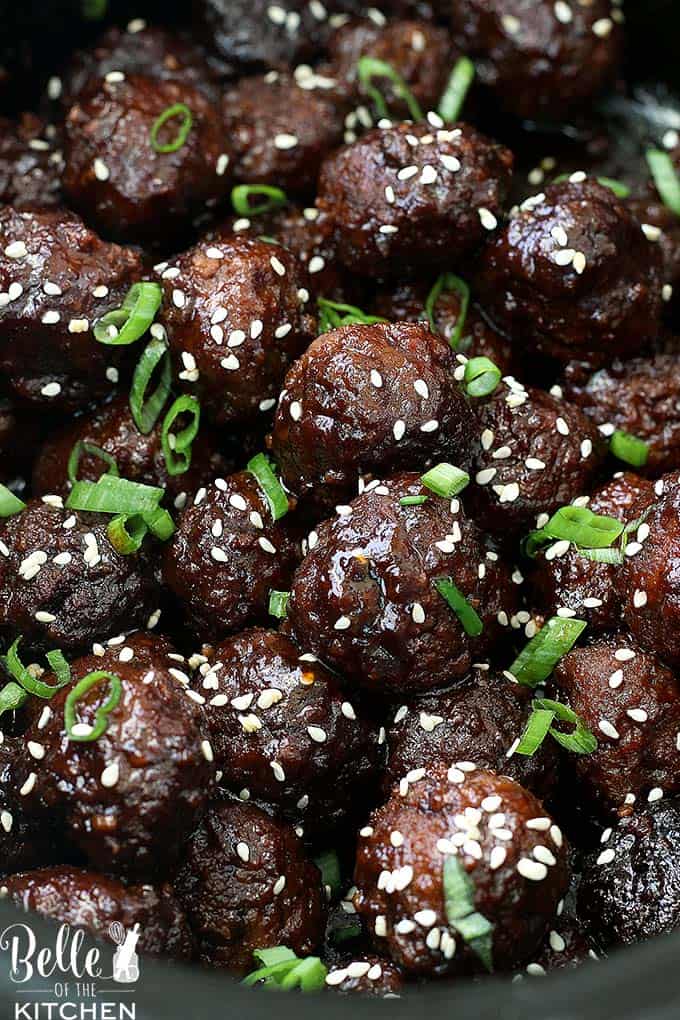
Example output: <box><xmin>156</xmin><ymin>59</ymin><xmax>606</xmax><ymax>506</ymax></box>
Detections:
<box><xmin>514</xmin><ymin>707</ymin><xmax>555</xmax><ymax>756</ymax></box>
<box><xmin>150</xmin><ymin>103</ymin><xmax>193</xmax><ymax>154</ymax></box>
<box><xmin>533</xmin><ymin>697</ymin><xmax>598</xmax><ymax>754</ymax></box>
<box><xmin>247</xmin><ymin>453</ymin><xmax>289</xmax><ymax>521</ymax></box>
<box><xmin>130</xmin><ymin>337</ymin><xmax>172</xmax><ymax>434</ymax></box>
<box><xmin>107</xmin><ymin>513</ymin><xmax>149</xmax><ymax>555</ymax></box>
<box><xmin>160</xmin><ymin>395</ymin><xmax>201</xmax><ymax>476</ymax></box>
<box><xmin>542</xmin><ymin>505</ymin><xmax>624</xmax><ymax>549</ymax></box>
<box><xmin>356</xmin><ymin>56</ymin><xmax>424</xmax><ymax>122</ymax></box>
<box><xmin>443</xmin><ymin>856</ymin><xmax>493</xmax><ymax>972</ymax></box>
<box><xmin>64</xmin><ymin>670</ymin><xmax>122</xmax><ymax>742</ymax></box>
<box><xmin>93</xmin><ymin>283</ymin><xmax>163</xmax><ymax>347</ymax></box>
<box><xmin>424</xmin><ymin>273</ymin><xmax>470</xmax><ymax>349</ymax></box>
<box><xmin>0</xmin><ymin>483</ymin><xmax>26</xmax><ymax>518</ymax></box>
<box><xmin>508</xmin><ymin>616</ymin><xmax>587</xmax><ymax>687</ymax></box>
<box><xmin>317</xmin><ymin>297</ymin><xmax>387</xmax><ymax>335</ymax></box>
<box><xmin>434</xmin><ymin>578</ymin><xmax>484</xmax><ymax>636</ymax></box>
<box><xmin>268</xmin><ymin>590</ymin><xmax>290</xmax><ymax>619</ymax></box>
<box><xmin>4</xmin><ymin>636</ymin><xmax>71</xmax><ymax>699</ymax></box>
<box><xmin>438</xmin><ymin>56</ymin><xmax>475</xmax><ymax>123</ymax></box>
<box><xmin>609</xmin><ymin>430</ymin><xmax>649</xmax><ymax>468</ymax></box>
<box><xmin>67</xmin><ymin>441</ymin><xmax>119</xmax><ymax>485</ymax></box>
<box><xmin>421</xmin><ymin>463</ymin><xmax>470</xmax><ymax>499</ymax></box>
<box><xmin>66</xmin><ymin>474</ymin><xmax>164</xmax><ymax>515</ymax></box>
<box><xmin>0</xmin><ymin>681</ymin><xmax>29</xmax><ymax>716</ymax></box>
<box><xmin>464</xmin><ymin>356</ymin><xmax>501</xmax><ymax>398</ymax></box>
<box><xmin>231</xmin><ymin>185</ymin><xmax>288</xmax><ymax>217</ymax></box>
<box><xmin>400</xmin><ymin>494</ymin><xmax>428</xmax><ymax>506</ymax></box>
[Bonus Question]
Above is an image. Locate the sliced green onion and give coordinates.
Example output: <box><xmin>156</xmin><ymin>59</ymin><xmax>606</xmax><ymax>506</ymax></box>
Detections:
<box><xmin>67</xmin><ymin>474</ymin><xmax>163</xmax><ymax>515</ymax></box>
<box><xmin>443</xmin><ymin>856</ymin><xmax>493</xmax><ymax>972</ymax></box>
<box><xmin>93</xmin><ymin>283</ymin><xmax>163</xmax><ymax>347</ymax></box>
<box><xmin>231</xmin><ymin>185</ymin><xmax>287</xmax><ymax>217</ymax></box>
<box><xmin>243</xmin><ymin>949</ymin><xmax>327</xmax><ymax>992</ymax></box>
<box><xmin>0</xmin><ymin>484</ymin><xmax>26</xmax><ymax>518</ymax></box>
<box><xmin>438</xmin><ymin>56</ymin><xmax>475</xmax><ymax>123</ymax></box>
<box><xmin>424</xmin><ymin>273</ymin><xmax>470</xmax><ymax>350</ymax></box>
<box><xmin>522</xmin><ymin>529</ymin><xmax>552</xmax><ymax>559</ymax></box>
<box><xmin>464</xmin><ymin>357</ymin><xmax>501</xmax><ymax>398</ymax></box>
<box><xmin>161</xmin><ymin>395</ymin><xmax>201</xmax><ymax>476</ymax></box>
<box><xmin>107</xmin><ymin>514</ymin><xmax>148</xmax><ymax>555</ymax></box>
<box><xmin>400</xmin><ymin>495</ymin><xmax>428</xmax><ymax>506</ymax></box>
<box><xmin>356</xmin><ymin>56</ymin><xmax>423</xmax><ymax>122</ymax></box>
<box><xmin>596</xmin><ymin>177</ymin><xmax>630</xmax><ymax>199</ymax></box>
<box><xmin>150</xmin><ymin>103</ymin><xmax>193</xmax><ymax>154</ymax></box>
<box><xmin>247</xmin><ymin>453</ymin><xmax>289</xmax><ymax>521</ymax></box>
<box><xmin>421</xmin><ymin>463</ymin><xmax>470</xmax><ymax>499</ymax></box>
<box><xmin>130</xmin><ymin>337</ymin><xmax>172</xmax><ymax>434</ymax></box>
<box><xmin>317</xmin><ymin>297</ymin><xmax>386</xmax><ymax>335</ymax></box>
<box><xmin>514</xmin><ymin>707</ymin><xmax>555</xmax><ymax>756</ymax></box>
<box><xmin>434</xmin><ymin>578</ymin><xmax>484</xmax><ymax>637</ymax></box>
<box><xmin>67</xmin><ymin>441</ymin><xmax>119</xmax><ymax>485</ymax></box>
<box><xmin>314</xmin><ymin>849</ymin><xmax>342</xmax><ymax>899</ymax></box>
<box><xmin>542</xmin><ymin>506</ymin><xmax>624</xmax><ymax>549</ymax></box>
<box><xmin>533</xmin><ymin>697</ymin><xmax>598</xmax><ymax>754</ymax></box>
<box><xmin>4</xmin><ymin>637</ymin><xmax>71</xmax><ymax>699</ymax></box>
<box><xmin>64</xmin><ymin>671</ymin><xmax>122</xmax><ymax>743</ymax></box>
<box><xmin>508</xmin><ymin>616</ymin><xmax>587</xmax><ymax>687</ymax></box>
<box><xmin>609</xmin><ymin>430</ymin><xmax>649</xmax><ymax>468</ymax></box>
<box><xmin>142</xmin><ymin>505</ymin><xmax>175</xmax><ymax>541</ymax></box>
<box><xmin>578</xmin><ymin>546</ymin><xmax>624</xmax><ymax>565</ymax></box>
<box><xmin>268</xmin><ymin>590</ymin><xmax>290</xmax><ymax>619</ymax></box>
<box><xmin>646</xmin><ymin>148</ymin><xmax>680</xmax><ymax>216</ymax></box>
<box><xmin>0</xmin><ymin>681</ymin><xmax>28</xmax><ymax>716</ymax></box>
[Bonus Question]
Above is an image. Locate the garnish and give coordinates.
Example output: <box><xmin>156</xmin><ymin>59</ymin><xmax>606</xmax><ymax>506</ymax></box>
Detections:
<box><xmin>150</xmin><ymin>103</ymin><xmax>193</xmax><ymax>154</ymax></box>
<box><xmin>130</xmin><ymin>337</ymin><xmax>172</xmax><ymax>434</ymax></box>
<box><xmin>161</xmin><ymin>395</ymin><xmax>201</xmax><ymax>476</ymax></box>
<box><xmin>400</xmin><ymin>495</ymin><xmax>428</xmax><ymax>506</ymax></box>
<box><xmin>67</xmin><ymin>441</ymin><xmax>119</xmax><ymax>485</ymax></box>
<box><xmin>231</xmin><ymin>185</ymin><xmax>287</xmax><ymax>217</ymax></box>
<box><xmin>646</xmin><ymin>148</ymin><xmax>680</xmax><ymax>216</ymax></box>
<box><xmin>268</xmin><ymin>590</ymin><xmax>290</xmax><ymax>620</ymax></box>
<box><xmin>424</xmin><ymin>273</ymin><xmax>470</xmax><ymax>350</ymax></box>
<box><xmin>508</xmin><ymin>616</ymin><xmax>587</xmax><ymax>687</ymax></box>
<box><xmin>421</xmin><ymin>463</ymin><xmax>470</xmax><ymax>498</ymax></box>
<box><xmin>0</xmin><ymin>484</ymin><xmax>26</xmax><ymax>518</ymax></box>
<box><xmin>66</xmin><ymin>475</ymin><xmax>175</xmax><ymax>553</ymax></box>
<box><xmin>317</xmin><ymin>298</ymin><xmax>386</xmax><ymax>334</ymax></box>
<box><xmin>93</xmin><ymin>283</ymin><xmax>163</xmax><ymax>346</ymax></box>
<box><xmin>4</xmin><ymin>637</ymin><xmax>71</xmax><ymax>699</ymax></box>
<box><xmin>247</xmin><ymin>453</ymin><xmax>289</xmax><ymax>521</ymax></box>
<box><xmin>443</xmin><ymin>856</ymin><xmax>493</xmax><ymax>972</ymax></box>
<box><xmin>314</xmin><ymin>850</ymin><xmax>342</xmax><ymax>899</ymax></box>
<box><xmin>464</xmin><ymin>357</ymin><xmax>501</xmax><ymax>398</ymax></box>
<box><xmin>524</xmin><ymin>505</ymin><xmax>624</xmax><ymax>559</ymax></box>
<box><xmin>0</xmin><ymin>682</ymin><xmax>28</xmax><ymax>717</ymax></box>
<box><xmin>434</xmin><ymin>578</ymin><xmax>484</xmax><ymax>636</ymax></box>
<box><xmin>243</xmin><ymin>948</ymin><xmax>327</xmax><ymax>992</ymax></box>
<box><xmin>356</xmin><ymin>56</ymin><xmax>424</xmax><ymax>122</ymax></box>
<box><xmin>64</xmin><ymin>671</ymin><xmax>122</xmax><ymax>742</ymax></box>
<box><xmin>515</xmin><ymin>698</ymin><xmax>597</xmax><ymax>756</ymax></box>
<box><xmin>609</xmin><ymin>429</ymin><xmax>649</xmax><ymax>468</ymax></box>
<box><xmin>438</xmin><ymin>57</ymin><xmax>475</xmax><ymax>123</ymax></box>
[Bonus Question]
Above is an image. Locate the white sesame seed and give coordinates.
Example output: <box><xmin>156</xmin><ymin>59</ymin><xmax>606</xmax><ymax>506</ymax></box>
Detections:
<box><xmin>517</xmin><ymin>858</ymin><xmax>548</xmax><ymax>881</ymax></box>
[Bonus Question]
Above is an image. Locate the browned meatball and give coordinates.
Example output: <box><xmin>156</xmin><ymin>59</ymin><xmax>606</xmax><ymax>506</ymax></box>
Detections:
<box><xmin>14</xmin><ymin>633</ymin><xmax>215</xmax><ymax>880</ymax></box>
<box><xmin>271</xmin><ymin>322</ymin><xmax>476</xmax><ymax>511</ymax></box>
<box><xmin>286</xmin><ymin>472</ymin><xmax>517</xmax><ymax>698</ymax></box>
<box><xmin>0</xmin><ymin>207</ymin><xmax>143</xmax><ymax>411</ymax></box>
<box><xmin>384</xmin><ymin>670</ymin><xmax>557</xmax><ymax>799</ymax></box>
<box><xmin>0</xmin><ymin>500</ymin><xmax>158</xmax><ymax>656</ymax></box>
<box><xmin>353</xmin><ymin>765</ymin><xmax>569</xmax><ymax>975</ymax></box>
<box><xmin>162</xmin><ymin>472</ymin><xmax>300</xmax><ymax>643</ymax></box>
<box><xmin>318</xmin><ymin>121</ymin><xmax>513</xmax><ymax>276</ymax></box>
<box><xmin>0</xmin><ymin>742</ymin><xmax>60</xmax><ymax>875</ymax></box>
<box><xmin>158</xmin><ymin>235</ymin><xmax>316</xmax><ymax>426</ymax></box>
<box><xmin>475</xmin><ymin>179</ymin><xmax>664</xmax><ymax>366</ymax></box>
<box><xmin>522</xmin><ymin>877</ymin><xmax>598</xmax><ymax>976</ymax></box>
<box><xmin>325</xmin><ymin>953</ymin><xmax>404</xmax><ymax>996</ymax></box>
<box><xmin>450</xmin><ymin>0</ymin><xmax>622</xmax><ymax>121</ymax></box>
<box><xmin>63</xmin><ymin>74</ymin><xmax>231</xmax><ymax>245</ymax></box>
<box><xmin>469</xmin><ymin>382</ymin><xmax>605</xmax><ymax>536</ymax></box>
<box><xmin>174</xmin><ymin>795</ymin><xmax>326</xmax><ymax>971</ymax></box>
<box><xmin>193</xmin><ymin>628</ymin><xmax>383</xmax><ymax>832</ymax></box>
<box><xmin>2</xmin><ymin>866</ymin><xmax>194</xmax><ymax>960</ymax></box>
<box><xmin>223</xmin><ymin>73</ymin><xmax>344</xmax><ymax>194</ymax></box>
<box><xmin>0</xmin><ymin>113</ymin><xmax>63</xmax><ymax>209</ymax></box>
<box><xmin>0</xmin><ymin>396</ymin><xmax>44</xmax><ymax>485</ymax></box>
<box><xmin>193</xmin><ymin>0</ymin><xmax>322</xmax><ymax>74</ymax></box>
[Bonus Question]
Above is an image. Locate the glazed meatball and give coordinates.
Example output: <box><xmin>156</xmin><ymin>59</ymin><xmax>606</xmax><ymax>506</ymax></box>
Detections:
<box><xmin>0</xmin><ymin>113</ymin><xmax>62</xmax><ymax>209</ymax></box>
<box><xmin>522</xmin><ymin>876</ymin><xmax>598</xmax><ymax>975</ymax></box>
<box><xmin>353</xmin><ymin>765</ymin><xmax>569</xmax><ymax>975</ymax></box>
<box><xmin>0</xmin><ymin>742</ymin><xmax>59</xmax><ymax>875</ymax></box>
<box><xmin>63</xmin><ymin>74</ymin><xmax>230</xmax><ymax>246</ymax></box>
<box><xmin>384</xmin><ymin>670</ymin><xmax>557</xmax><ymax>798</ymax></box>
<box><xmin>174</xmin><ymin>795</ymin><xmax>326</xmax><ymax>971</ymax></box>
<box><xmin>158</xmin><ymin>236</ymin><xmax>316</xmax><ymax>426</ymax></box>
<box><xmin>0</xmin><ymin>207</ymin><xmax>143</xmax><ymax>411</ymax></box>
<box><xmin>0</xmin><ymin>396</ymin><xmax>44</xmax><ymax>486</ymax></box>
<box><xmin>579</xmin><ymin>798</ymin><xmax>680</xmax><ymax>946</ymax></box>
<box><xmin>286</xmin><ymin>472</ymin><xmax>517</xmax><ymax>698</ymax></box>
<box><xmin>193</xmin><ymin>628</ymin><xmax>384</xmax><ymax>832</ymax></box>
<box><xmin>325</xmin><ymin>954</ymin><xmax>404</xmax><ymax>996</ymax></box>
<box><xmin>162</xmin><ymin>473</ymin><xmax>300</xmax><ymax>643</ymax></box>
<box><xmin>32</xmin><ymin>395</ymin><xmax>229</xmax><ymax>504</ymax></box>
<box><xmin>469</xmin><ymin>381</ymin><xmax>605</xmax><ymax>536</ymax></box>
<box><xmin>318</xmin><ymin>121</ymin><xmax>513</xmax><ymax>276</ymax></box>
<box><xmin>193</xmin><ymin>0</ymin><xmax>321</xmax><ymax>73</ymax></box>
<box><xmin>271</xmin><ymin>322</ymin><xmax>476</xmax><ymax>510</ymax></box>
<box><xmin>0</xmin><ymin>500</ymin><xmax>157</xmax><ymax>655</ymax></box>
<box><xmin>14</xmin><ymin>633</ymin><xmax>214</xmax><ymax>879</ymax></box>
<box><xmin>475</xmin><ymin>179</ymin><xmax>664</xmax><ymax>365</ymax></box>
<box><xmin>223</xmin><ymin>73</ymin><xmax>344</xmax><ymax>194</ymax></box>
<box><xmin>2</xmin><ymin>866</ymin><xmax>194</xmax><ymax>960</ymax></box>
<box><xmin>449</xmin><ymin>0</ymin><xmax>622</xmax><ymax>121</ymax></box>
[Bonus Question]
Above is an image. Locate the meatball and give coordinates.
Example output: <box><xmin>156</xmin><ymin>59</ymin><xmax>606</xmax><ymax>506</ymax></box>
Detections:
<box><xmin>32</xmin><ymin>395</ymin><xmax>229</xmax><ymax>504</ymax></box>
<box><xmin>449</xmin><ymin>0</ymin><xmax>622</xmax><ymax>121</ymax></box>
<box><xmin>579</xmin><ymin>799</ymin><xmax>680</xmax><ymax>946</ymax></box>
<box><xmin>162</xmin><ymin>472</ymin><xmax>300</xmax><ymax>643</ymax></box>
<box><xmin>193</xmin><ymin>0</ymin><xmax>321</xmax><ymax>73</ymax></box>
<box><xmin>0</xmin><ymin>396</ymin><xmax>44</xmax><ymax>486</ymax></box>
<box><xmin>318</xmin><ymin>121</ymin><xmax>513</xmax><ymax>276</ymax></box>
<box><xmin>286</xmin><ymin>472</ymin><xmax>517</xmax><ymax>698</ymax></box>
<box><xmin>2</xmin><ymin>866</ymin><xmax>194</xmax><ymax>960</ymax></box>
<box><xmin>0</xmin><ymin>207</ymin><xmax>143</xmax><ymax>411</ymax></box>
<box><xmin>0</xmin><ymin>742</ymin><xmax>60</xmax><ymax>875</ymax></box>
<box><xmin>158</xmin><ymin>235</ymin><xmax>316</xmax><ymax>426</ymax></box>
<box><xmin>522</xmin><ymin>875</ymin><xmax>598</xmax><ymax>975</ymax></box>
<box><xmin>223</xmin><ymin>73</ymin><xmax>344</xmax><ymax>194</ymax></box>
<box><xmin>384</xmin><ymin>670</ymin><xmax>557</xmax><ymax>798</ymax></box>
<box><xmin>193</xmin><ymin>628</ymin><xmax>383</xmax><ymax>832</ymax></box>
<box><xmin>0</xmin><ymin>500</ymin><xmax>158</xmax><ymax>656</ymax></box>
<box><xmin>271</xmin><ymin>322</ymin><xmax>476</xmax><ymax>511</ymax></box>
<box><xmin>0</xmin><ymin>113</ymin><xmax>62</xmax><ymax>209</ymax></box>
<box><xmin>469</xmin><ymin>382</ymin><xmax>605</xmax><ymax>536</ymax></box>
<box><xmin>174</xmin><ymin>795</ymin><xmax>326</xmax><ymax>971</ymax></box>
<box><xmin>475</xmin><ymin>179</ymin><xmax>664</xmax><ymax>365</ymax></box>
<box><xmin>63</xmin><ymin>74</ymin><xmax>230</xmax><ymax>246</ymax></box>
<box><xmin>15</xmin><ymin>633</ymin><xmax>214</xmax><ymax>879</ymax></box>
<box><xmin>353</xmin><ymin>765</ymin><xmax>569</xmax><ymax>974</ymax></box>
<box><xmin>325</xmin><ymin>954</ymin><xmax>404</xmax><ymax>996</ymax></box>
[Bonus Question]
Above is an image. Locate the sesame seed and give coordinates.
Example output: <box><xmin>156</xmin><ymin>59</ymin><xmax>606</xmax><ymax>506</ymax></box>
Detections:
<box><xmin>517</xmin><ymin>858</ymin><xmax>548</xmax><ymax>881</ymax></box>
<box><xmin>478</xmin><ymin>207</ymin><xmax>498</xmax><ymax>230</ymax></box>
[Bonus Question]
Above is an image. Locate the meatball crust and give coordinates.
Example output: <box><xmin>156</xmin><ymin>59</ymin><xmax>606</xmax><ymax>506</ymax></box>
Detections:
<box><xmin>553</xmin><ymin>634</ymin><xmax>680</xmax><ymax>811</ymax></box>
<box><xmin>174</xmin><ymin>795</ymin><xmax>326</xmax><ymax>971</ymax></box>
<box><xmin>0</xmin><ymin>207</ymin><xmax>143</xmax><ymax>411</ymax></box>
<box><xmin>162</xmin><ymin>473</ymin><xmax>300</xmax><ymax>643</ymax></box>
<box><xmin>475</xmin><ymin>179</ymin><xmax>664</xmax><ymax>365</ymax></box>
<box><xmin>469</xmin><ymin>381</ymin><xmax>605</xmax><ymax>536</ymax></box>
<box><xmin>271</xmin><ymin>322</ymin><xmax>476</xmax><ymax>510</ymax></box>
<box><xmin>353</xmin><ymin>765</ymin><xmax>569</xmax><ymax>975</ymax></box>
<box><xmin>63</xmin><ymin>74</ymin><xmax>230</xmax><ymax>246</ymax></box>
<box><xmin>0</xmin><ymin>500</ymin><xmax>158</xmax><ymax>656</ymax></box>
<box><xmin>384</xmin><ymin>670</ymin><xmax>557</xmax><ymax>798</ymax></box>
<box><xmin>0</xmin><ymin>113</ymin><xmax>63</xmax><ymax>209</ymax></box>
<box><xmin>579</xmin><ymin>799</ymin><xmax>680</xmax><ymax>947</ymax></box>
<box><xmin>223</xmin><ymin>73</ymin><xmax>344</xmax><ymax>194</ymax></box>
<box><xmin>158</xmin><ymin>236</ymin><xmax>316</xmax><ymax>426</ymax></box>
<box><xmin>286</xmin><ymin>472</ymin><xmax>517</xmax><ymax>698</ymax></box>
<box><xmin>325</xmin><ymin>954</ymin><xmax>404</xmax><ymax>996</ymax></box>
<box><xmin>449</xmin><ymin>0</ymin><xmax>622</xmax><ymax>121</ymax></box>
<box><xmin>3</xmin><ymin>866</ymin><xmax>194</xmax><ymax>960</ymax></box>
<box><xmin>193</xmin><ymin>0</ymin><xmax>321</xmax><ymax>73</ymax></box>
<box><xmin>15</xmin><ymin>633</ymin><xmax>214</xmax><ymax>880</ymax></box>
<box><xmin>318</xmin><ymin>121</ymin><xmax>513</xmax><ymax>276</ymax></box>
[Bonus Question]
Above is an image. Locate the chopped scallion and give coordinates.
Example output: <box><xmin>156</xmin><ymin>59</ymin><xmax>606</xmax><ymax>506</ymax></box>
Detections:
<box><xmin>130</xmin><ymin>337</ymin><xmax>172</xmax><ymax>434</ymax></box>
<box><xmin>434</xmin><ymin>578</ymin><xmax>483</xmax><ymax>636</ymax></box>
<box><xmin>514</xmin><ymin>707</ymin><xmax>555</xmax><ymax>756</ymax></box>
<box><xmin>247</xmin><ymin>453</ymin><xmax>289</xmax><ymax>521</ymax></box>
<box><xmin>93</xmin><ymin>283</ymin><xmax>162</xmax><ymax>347</ymax></box>
<box><xmin>464</xmin><ymin>356</ymin><xmax>501</xmax><ymax>398</ymax></box>
<box><xmin>421</xmin><ymin>463</ymin><xmax>470</xmax><ymax>498</ymax></box>
<box><xmin>4</xmin><ymin>637</ymin><xmax>71</xmax><ymax>699</ymax></box>
<box><xmin>243</xmin><ymin>949</ymin><xmax>327</xmax><ymax>992</ymax></box>
<box><xmin>150</xmin><ymin>103</ymin><xmax>193</xmax><ymax>154</ymax></box>
<box><xmin>317</xmin><ymin>297</ymin><xmax>386</xmax><ymax>334</ymax></box>
<box><xmin>67</xmin><ymin>441</ymin><xmax>119</xmax><ymax>485</ymax></box>
<box><xmin>0</xmin><ymin>681</ymin><xmax>28</xmax><ymax>717</ymax></box>
<box><xmin>508</xmin><ymin>616</ymin><xmax>587</xmax><ymax>687</ymax></box>
<box><xmin>0</xmin><ymin>484</ymin><xmax>26</xmax><ymax>518</ymax></box>
<box><xmin>356</xmin><ymin>56</ymin><xmax>423</xmax><ymax>122</ymax></box>
<box><xmin>231</xmin><ymin>185</ymin><xmax>287</xmax><ymax>217</ymax></box>
<box><xmin>438</xmin><ymin>56</ymin><xmax>475</xmax><ymax>123</ymax></box>
<box><xmin>161</xmin><ymin>395</ymin><xmax>201</xmax><ymax>476</ymax></box>
<box><xmin>400</xmin><ymin>494</ymin><xmax>428</xmax><ymax>506</ymax></box>
<box><xmin>424</xmin><ymin>273</ymin><xmax>470</xmax><ymax>349</ymax></box>
<box><xmin>443</xmin><ymin>856</ymin><xmax>493</xmax><ymax>971</ymax></box>
<box><xmin>609</xmin><ymin>430</ymin><xmax>649</xmax><ymax>468</ymax></box>
<box><xmin>268</xmin><ymin>590</ymin><xmax>290</xmax><ymax>619</ymax></box>
<box><xmin>533</xmin><ymin>697</ymin><xmax>598</xmax><ymax>754</ymax></box>
<box><xmin>64</xmin><ymin>671</ymin><xmax>122</xmax><ymax>742</ymax></box>
<box><xmin>646</xmin><ymin>148</ymin><xmax>680</xmax><ymax>216</ymax></box>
